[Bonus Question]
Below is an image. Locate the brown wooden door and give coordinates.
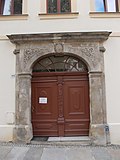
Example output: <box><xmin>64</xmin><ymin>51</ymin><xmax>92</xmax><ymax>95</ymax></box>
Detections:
<box><xmin>31</xmin><ymin>75</ymin><xmax>58</xmax><ymax>136</ymax></box>
<box><xmin>31</xmin><ymin>72</ymin><xmax>90</xmax><ymax>137</ymax></box>
<box><xmin>63</xmin><ymin>74</ymin><xmax>90</xmax><ymax>136</ymax></box>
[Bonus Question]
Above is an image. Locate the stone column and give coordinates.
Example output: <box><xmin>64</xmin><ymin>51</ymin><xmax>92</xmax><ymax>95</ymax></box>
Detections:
<box><xmin>89</xmin><ymin>72</ymin><xmax>109</xmax><ymax>145</ymax></box>
<box><xmin>13</xmin><ymin>73</ymin><xmax>33</xmax><ymax>143</ymax></box>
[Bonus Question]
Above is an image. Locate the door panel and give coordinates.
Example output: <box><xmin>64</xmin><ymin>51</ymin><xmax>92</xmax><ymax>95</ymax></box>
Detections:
<box><xmin>32</xmin><ymin>81</ymin><xmax>58</xmax><ymax>136</ymax></box>
<box><xmin>63</xmin><ymin>77</ymin><xmax>90</xmax><ymax>136</ymax></box>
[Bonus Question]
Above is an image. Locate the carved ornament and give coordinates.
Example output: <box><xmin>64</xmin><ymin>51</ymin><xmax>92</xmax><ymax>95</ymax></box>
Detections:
<box><xmin>54</xmin><ymin>43</ymin><xmax>64</xmax><ymax>55</ymax></box>
<box><xmin>23</xmin><ymin>46</ymin><xmax>51</xmax><ymax>67</ymax></box>
<box><xmin>80</xmin><ymin>46</ymin><xmax>97</xmax><ymax>66</ymax></box>
<box><xmin>57</xmin><ymin>77</ymin><xmax>64</xmax><ymax>118</ymax></box>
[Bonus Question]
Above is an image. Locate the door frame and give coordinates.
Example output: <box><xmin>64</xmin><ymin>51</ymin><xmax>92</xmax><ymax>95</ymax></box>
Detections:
<box><xmin>8</xmin><ymin>32</ymin><xmax>111</xmax><ymax>145</ymax></box>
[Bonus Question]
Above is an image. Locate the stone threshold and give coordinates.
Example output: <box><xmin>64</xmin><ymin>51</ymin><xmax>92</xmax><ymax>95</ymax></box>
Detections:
<box><xmin>48</xmin><ymin>136</ymin><xmax>90</xmax><ymax>142</ymax></box>
<box><xmin>31</xmin><ymin>136</ymin><xmax>91</xmax><ymax>146</ymax></box>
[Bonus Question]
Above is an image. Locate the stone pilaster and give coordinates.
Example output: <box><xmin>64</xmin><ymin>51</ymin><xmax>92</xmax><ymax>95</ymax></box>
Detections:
<box><xmin>89</xmin><ymin>72</ymin><xmax>109</xmax><ymax>145</ymax></box>
<box><xmin>13</xmin><ymin>73</ymin><xmax>33</xmax><ymax>143</ymax></box>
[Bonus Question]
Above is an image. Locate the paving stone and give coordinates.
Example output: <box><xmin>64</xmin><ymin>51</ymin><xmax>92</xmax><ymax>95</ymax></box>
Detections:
<box><xmin>0</xmin><ymin>143</ymin><xmax>120</xmax><ymax>160</ymax></box>
<box><xmin>92</xmin><ymin>148</ymin><xmax>112</xmax><ymax>160</ymax></box>
<box><xmin>4</xmin><ymin>147</ymin><xmax>29</xmax><ymax>160</ymax></box>
<box><xmin>23</xmin><ymin>147</ymin><xmax>43</xmax><ymax>160</ymax></box>
<box><xmin>66</xmin><ymin>148</ymin><xmax>95</xmax><ymax>160</ymax></box>
<box><xmin>0</xmin><ymin>146</ymin><xmax>12</xmax><ymax>160</ymax></box>
<box><xmin>107</xmin><ymin>148</ymin><xmax>120</xmax><ymax>160</ymax></box>
<box><xmin>41</xmin><ymin>147</ymin><xmax>95</xmax><ymax>160</ymax></box>
<box><xmin>41</xmin><ymin>148</ymin><xmax>66</xmax><ymax>160</ymax></box>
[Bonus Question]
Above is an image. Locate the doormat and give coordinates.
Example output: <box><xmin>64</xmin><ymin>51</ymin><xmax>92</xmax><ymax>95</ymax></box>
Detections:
<box><xmin>32</xmin><ymin>136</ymin><xmax>48</xmax><ymax>141</ymax></box>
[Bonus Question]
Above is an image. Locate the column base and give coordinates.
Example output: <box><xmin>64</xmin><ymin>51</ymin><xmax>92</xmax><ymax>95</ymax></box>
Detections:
<box><xmin>90</xmin><ymin>124</ymin><xmax>110</xmax><ymax>146</ymax></box>
<box><xmin>13</xmin><ymin>124</ymin><xmax>33</xmax><ymax>143</ymax></box>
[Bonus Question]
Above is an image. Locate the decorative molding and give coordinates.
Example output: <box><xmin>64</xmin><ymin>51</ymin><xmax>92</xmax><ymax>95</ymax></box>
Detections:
<box><xmin>23</xmin><ymin>48</ymin><xmax>40</xmax><ymax>66</ymax></box>
<box><xmin>23</xmin><ymin>46</ymin><xmax>52</xmax><ymax>67</ymax></box>
<box><xmin>54</xmin><ymin>43</ymin><xmax>64</xmax><ymax>55</ymax></box>
<box><xmin>80</xmin><ymin>46</ymin><xmax>96</xmax><ymax>66</ymax></box>
<box><xmin>7</xmin><ymin>32</ymin><xmax>111</xmax><ymax>44</ymax></box>
<box><xmin>66</xmin><ymin>43</ymin><xmax>98</xmax><ymax>67</ymax></box>
<box><xmin>57</xmin><ymin>77</ymin><xmax>64</xmax><ymax>118</ymax></box>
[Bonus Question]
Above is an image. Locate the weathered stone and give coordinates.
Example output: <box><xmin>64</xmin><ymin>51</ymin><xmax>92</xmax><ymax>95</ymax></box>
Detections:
<box><xmin>90</xmin><ymin>124</ymin><xmax>108</xmax><ymax>145</ymax></box>
<box><xmin>13</xmin><ymin>124</ymin><xmax>33</xmax><ymax>143</ymax></box>
<box><xmin>89</xmin><ymin>72</ymin><xmax>105</xmax><ymax>124</ymax></box>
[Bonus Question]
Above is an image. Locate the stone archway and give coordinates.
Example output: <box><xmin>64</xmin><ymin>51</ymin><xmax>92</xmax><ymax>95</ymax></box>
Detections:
<box><xmin>8</xmin><ymin>32</ymin><xmax>111</xmax><ymax>145</ymax></box>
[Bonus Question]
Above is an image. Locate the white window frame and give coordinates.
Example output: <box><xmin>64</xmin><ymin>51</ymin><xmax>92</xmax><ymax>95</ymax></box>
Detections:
<box><xmin>90</xmin><ymin>0</ymin><xmax>120</xmax><ymax>12</ymax></box>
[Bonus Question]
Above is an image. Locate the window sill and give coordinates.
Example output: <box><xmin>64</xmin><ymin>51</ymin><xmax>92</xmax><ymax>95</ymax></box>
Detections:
<box><xmin>38</xmin><ymin>12</ymin><xmax>79</xmax><ymax>20</ymax></box>
<box><xmin>0</xmin><ymin>14</ymin><xmax>29</xmax><ymax>21</ymax></box>
<box><xmin>89</xmin><ymin>12</ymin><xmax>120</xmax><ymax>18</ymax></box>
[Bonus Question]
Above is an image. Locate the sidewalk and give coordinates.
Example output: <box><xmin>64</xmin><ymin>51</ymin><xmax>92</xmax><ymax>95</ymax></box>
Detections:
<box><xmin>0</xmin><ymin>142</ymin><xmax>120</xmax><ymax>160</ymax></box>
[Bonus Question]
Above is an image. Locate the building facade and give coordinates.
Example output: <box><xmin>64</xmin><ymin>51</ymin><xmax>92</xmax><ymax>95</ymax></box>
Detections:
<box><xmin>0</xmin><ymin>0</ymin><xmax>120</xmax><ymax>145</ymax></box>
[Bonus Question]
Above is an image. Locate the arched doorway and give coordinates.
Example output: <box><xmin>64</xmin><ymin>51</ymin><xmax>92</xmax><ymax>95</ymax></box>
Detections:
<box><xmin>8</xmin><ymin>32</ymin><xmax>111</xmax><ymax>145</ymax></box>
<box><xmin>31</xmin><ymin>54</ymin><xmax>90</xmax><ymax>137</ymax></box>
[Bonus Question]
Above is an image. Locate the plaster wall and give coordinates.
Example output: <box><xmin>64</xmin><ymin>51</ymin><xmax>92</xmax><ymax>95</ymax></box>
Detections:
<box><xmin>0</xmin><ymin>40</ymin><xmax>15</xmax><ymax>141</ymax></box>
<box><xmin>104</xmin><ymin>37</ymin><xmax>120</xmax><ymax>145</ymax></box>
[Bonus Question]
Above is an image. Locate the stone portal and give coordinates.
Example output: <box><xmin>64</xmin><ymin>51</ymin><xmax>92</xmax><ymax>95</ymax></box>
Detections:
<box><xmin>7</xmin><ymin>32</ymin><xmax>111</xmax><ymax>145</ymax></box>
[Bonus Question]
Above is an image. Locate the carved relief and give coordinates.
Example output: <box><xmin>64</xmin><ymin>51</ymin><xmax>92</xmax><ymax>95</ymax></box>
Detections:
<box><xmin>66</xmin><ymin>43</ymin><xmax>99</xmax><ymax>67</ymax></box>
<box><xmin>80</xmin><ymin>47</ymin><xmax>96</xmax><ymax>66</ymax></box>
<box><xmin>57</xmin><ymin>77</ymin><xmax>64</xmax><ymax>118</ymax></box>
<box><xmin>40</xmin><ymin>90</ymin><xmax>47</xmax><ymax>97</ymax></box>
<box><xmin>54</xmin><ymin>43</ymin><xmax>64</xmax><ymax>53</ymax></box>
<box><xmin>23</xmin><ymin>45</ymin><xmax>53</xmax><ymax>67</ymax></box>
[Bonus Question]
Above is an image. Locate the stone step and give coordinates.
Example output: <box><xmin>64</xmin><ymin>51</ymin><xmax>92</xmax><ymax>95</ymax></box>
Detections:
<box><xmin>31</xmin><ymin>136</ymin><xmax>91</xmax><ymax>146</ymax></box>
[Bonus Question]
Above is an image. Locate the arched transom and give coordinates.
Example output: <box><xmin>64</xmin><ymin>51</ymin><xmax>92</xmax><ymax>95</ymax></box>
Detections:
<box><xmin>33</xmin><ymin>55</ymin><xmax>88</xmax><ymax>72</ymax></box>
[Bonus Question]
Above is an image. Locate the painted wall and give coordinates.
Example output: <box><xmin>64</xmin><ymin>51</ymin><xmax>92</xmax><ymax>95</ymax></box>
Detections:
<box><xmin>104</xmin><ymin>37</ymin><xmax>120</xmax><ymax>144</ymax></box>
<box><xmin>0</xmin><ymin>40</ymin><xmax>15</xmax><ymax>141</ymax></box>
<box><xmin>0</xmin><ymin>0</ymin><xmax>120</xmax><ymax>144</ymax></box>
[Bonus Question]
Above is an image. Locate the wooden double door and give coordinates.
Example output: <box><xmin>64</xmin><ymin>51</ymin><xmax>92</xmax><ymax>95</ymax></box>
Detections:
<box><xmin>31</xmin><ymin>72</ymin><xmax>90</xmax><ymax>137</ymax></box>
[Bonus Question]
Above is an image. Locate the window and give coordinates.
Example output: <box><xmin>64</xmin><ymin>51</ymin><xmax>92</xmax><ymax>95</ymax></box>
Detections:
<box><xmin>0</xmin><ymin>0</ymin><xmax>22</xmax><ymax>15</ymax></box>
<box><xmin>95</xmin><ymin>0</ymin><xmax>119</xmax><ymax>12</ymax></box>
<box><xmin>47</xmin><ymin>0</ymin><xmax>71</xmax><ymax>13</ymax></box>
<box><xmin>33</xmin><ymin>55</ymin><xmax>88</xmax><ymax>72</ymax></box>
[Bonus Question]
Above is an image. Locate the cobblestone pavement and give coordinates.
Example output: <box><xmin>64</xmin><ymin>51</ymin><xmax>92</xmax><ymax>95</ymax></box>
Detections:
<box><xmin>0</xmin><ymin>142</ymin><xmax>120</xmax><ymax>160</ymax></box>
